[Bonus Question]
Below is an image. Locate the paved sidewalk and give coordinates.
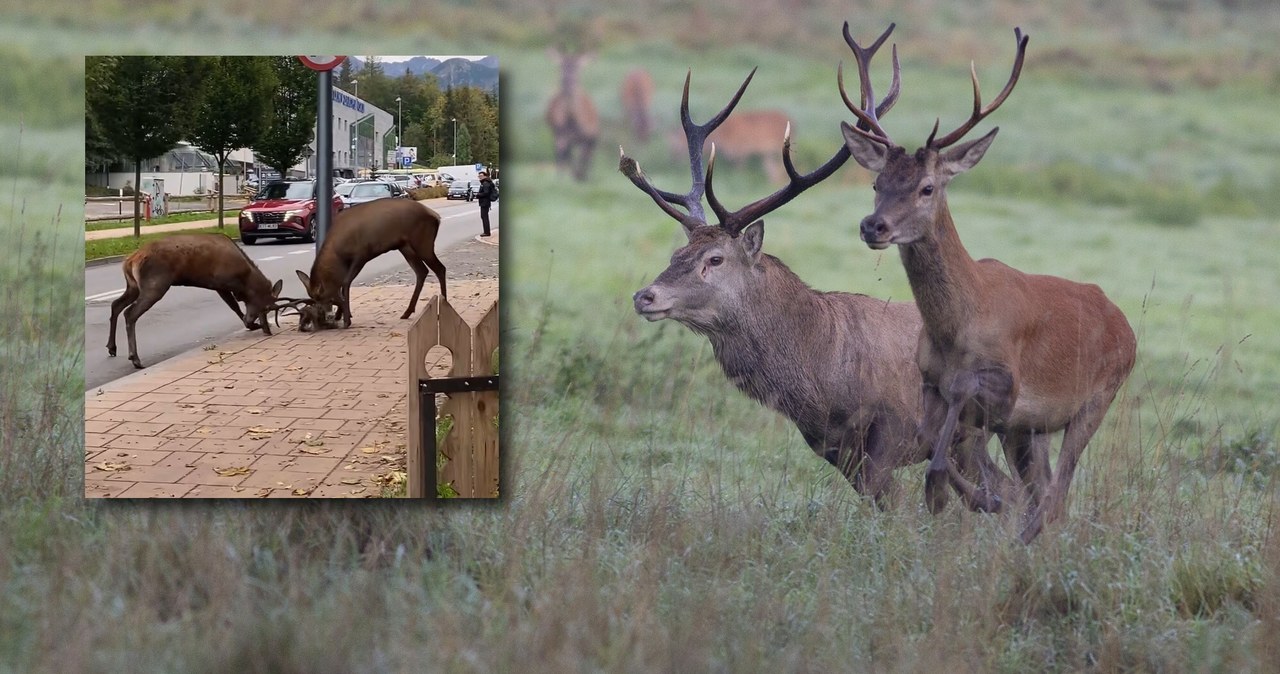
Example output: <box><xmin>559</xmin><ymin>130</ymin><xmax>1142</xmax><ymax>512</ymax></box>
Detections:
<box><xmin>85</xmin><ymin>279</ymin><xmax>499</xmax><ymax>498</ymax></box>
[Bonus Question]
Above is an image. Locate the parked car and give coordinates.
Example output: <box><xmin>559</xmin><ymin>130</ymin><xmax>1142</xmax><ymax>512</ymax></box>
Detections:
<box><xmin>340</xmin><ymin>180</ymin><xmax>409</xmax><ymax>208</ymax></box>
<box><xmin>238</xmin><ymin>180</ymin><xmax>343</xmax><ymax>245</ymax></box>
<box><xmin>379</xmin><ymin>173</ymin><xmax>418</xmax><ymax>191</ymax></box>
<box><xmin>447</xmin><ymin>179</ymin><xmax>480</xmax><ymax>201</ymax></box>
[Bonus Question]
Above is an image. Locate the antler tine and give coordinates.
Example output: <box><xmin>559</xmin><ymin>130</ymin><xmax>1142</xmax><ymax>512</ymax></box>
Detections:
<box><xmin>838</xmin><ymin>21</ymin><xmax>900</xmax><ymax>145</ymax></box>
<box><xmin>718</xmin><ymin>122</ymin><xmax>853</xmax><ymax>235</ymax></box>
<box><xmin>619</xmin><ymin>147</ymin><xmax>702</xmax><ymax>232</ymax></box>
<box><xmin>620</xmin><ymin>68</ymin><xmax>759</xmax><ymax>233</ymax></box>
<box><xmin>928</xmin><ymin>27</ymin><xmax>1029</xmax><ymax>149</ymax></box>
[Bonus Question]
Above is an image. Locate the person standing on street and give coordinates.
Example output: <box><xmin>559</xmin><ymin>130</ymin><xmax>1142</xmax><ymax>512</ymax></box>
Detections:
<box><xmin>476</xmin><ymin>171</ymin><xmax>497</xmax><ymax>237</ymax></box>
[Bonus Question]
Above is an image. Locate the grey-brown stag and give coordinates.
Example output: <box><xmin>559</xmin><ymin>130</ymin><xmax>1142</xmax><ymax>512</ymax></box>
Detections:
<box><xmin>627</xmin><ymin>23</ymin><xmax>1016</xmax><ymax>507</ymax></box>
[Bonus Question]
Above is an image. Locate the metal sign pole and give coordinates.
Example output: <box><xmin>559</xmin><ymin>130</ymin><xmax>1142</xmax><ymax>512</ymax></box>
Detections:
<box><xmin>316</xmin><ymin>69</ymin><xmax>334</xmax><ymax>253</ymax></box>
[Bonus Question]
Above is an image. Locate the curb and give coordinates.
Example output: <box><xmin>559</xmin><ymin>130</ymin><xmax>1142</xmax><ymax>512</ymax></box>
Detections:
<box><xmin>87</xmin><ymin>255</ymin><xmax>128</xmax><ymax>268</ymax></box>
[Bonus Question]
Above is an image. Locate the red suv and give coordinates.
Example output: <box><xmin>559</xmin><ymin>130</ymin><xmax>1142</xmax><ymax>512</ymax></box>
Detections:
<box><xmin>238</xmin><ymin>180</ymin><xmax>343</xmax><ymax>245</ymax></box>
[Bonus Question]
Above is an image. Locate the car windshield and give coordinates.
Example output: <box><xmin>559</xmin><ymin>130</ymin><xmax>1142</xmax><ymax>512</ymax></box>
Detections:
<box><xmin>351</xmin><ymin>183</ymin><xmax>391</xmax><ymax>198</ymax></box>
<box><xmin>335</xmin><ymin>183</ymin><xmax>357</xmax><ymax>197</ymax></box>
<box><xmin>451</xmin><ymin>181</ymin><xmax>470</xmax><ymax>188</ymax></box>
<box><xmin>259</xmin><ymin>181</ymin><xmax>314</xmax><ymax>200</ymax></box>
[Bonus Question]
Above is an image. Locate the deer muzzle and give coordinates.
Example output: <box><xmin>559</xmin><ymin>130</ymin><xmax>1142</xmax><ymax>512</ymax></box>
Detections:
<box><xmin>632</xmin><ymin>285</ymin><xmax>671</xmax><ymax>321</ymax></box>
<box><xmin>860</xmin><ymin>214</ymin><xmax>893</xmax><ymax>250</ymax></box>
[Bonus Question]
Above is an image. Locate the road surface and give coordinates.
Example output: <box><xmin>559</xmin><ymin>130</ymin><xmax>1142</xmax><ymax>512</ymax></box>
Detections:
<box><xmin>85</xmin><ymin>199</ymin><xmax>495</xmax><ymax>390</ymax></box>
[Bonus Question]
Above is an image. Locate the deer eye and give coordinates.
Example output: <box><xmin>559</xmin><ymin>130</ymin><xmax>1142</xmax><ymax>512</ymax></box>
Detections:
<box><xmin>920</xmin><ymin>184</ymin><xmax>934</xmax><ymax>196</ymax></box>
<box><xmin>707</xmin><ymin>256</ymin><xmax>724</xmax><ymax>267</ymax></box>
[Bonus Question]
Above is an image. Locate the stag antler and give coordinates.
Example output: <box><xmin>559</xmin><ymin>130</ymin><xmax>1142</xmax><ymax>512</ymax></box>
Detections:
<box><xmin>837</xmin><ymin>22</ymin><xmax>901</xmax><ymax>147</ymax></box>
<box><xmin>926</xmin><ymin>27</ymin><xmax>1029</xmax><ymax>149</ymax></box>
<box><xmin>268</xmin><ymin>297</ymin><xmax>315</xmax><ymax>328</ymax></box>
<box><xmin>619</xmin><ymin>68</ymin><xmax>757</xmax><ymax>234</ymax></box>
<box><xmin>704</xmin><ymin>22</ymin><xmax>900</xmax><ymax>233</ymax></box>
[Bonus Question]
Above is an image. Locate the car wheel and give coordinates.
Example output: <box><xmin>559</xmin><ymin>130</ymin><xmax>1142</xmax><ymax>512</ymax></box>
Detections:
<box><xmin>242</xmin><ymin>235</ymin><xmax>256</xmax><ymax>245</ymax></box>
<box><xmin>303</xmin><ymin>217</ymin><xmax>317</xmax><ymax>243</ymax></box>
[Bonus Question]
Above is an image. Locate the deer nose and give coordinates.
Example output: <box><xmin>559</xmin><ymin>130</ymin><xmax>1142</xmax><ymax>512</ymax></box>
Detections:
<box><xmin>860</xmin><ymin>215</ymin><xmax>889</xmax><ymax>242</ymax></box>
<box><xmin>633</xmin><ymin>287</ymin><xmax>656</xmax><ymax>310</ymax></box>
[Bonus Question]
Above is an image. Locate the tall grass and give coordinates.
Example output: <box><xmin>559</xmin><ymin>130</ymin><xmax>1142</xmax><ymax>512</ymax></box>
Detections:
<box><xmin>0</xmin><ymin>2</ymin><xmax>1278</xmax><ymax>670</ymax></box>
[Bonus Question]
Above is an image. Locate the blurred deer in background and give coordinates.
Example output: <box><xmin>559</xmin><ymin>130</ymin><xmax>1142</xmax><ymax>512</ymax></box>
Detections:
<box><xmin>839</xmin><ymin>27</ymin><xmax>1137</xmax><ymax>541</ymax></box>
<box><xmin>665</xmin><ymin>108</ymin><xmax>792</xmax><ymax>184</ymax></box>
<box><xmin>620</xmin><ymin>68</ymin><xmax>655</xmax><ymax>143</ymax></box>
<box><xmin>627</xmin><ymin>23</ymin><xmax>1017</xmax><ymax>507</ymax></box>
<box><xmin>546</xmin><ymin>47</ymin><xmax>599</xmax><ymax>182</ymax></box>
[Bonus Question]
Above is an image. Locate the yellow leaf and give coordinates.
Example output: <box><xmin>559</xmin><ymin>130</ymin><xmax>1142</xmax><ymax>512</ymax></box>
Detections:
<box><xmin>247</xmin><ymin>426</ymin><xmax>279</xmax><ymax>434</ymax></box>
<box><xmin>297</xmin><ymin>446</ymin><xmax>331</xmax><ymax>455</ymax></box>
<box><xmin>340</xmin><ymin>478</ymin><xmax>361</xmax><ymax>485</ymax></box>
<box><xmin>292</xmin><ymin>488</ymin><xmax>311</xmax><ymax>496</ymax></box>
<box><xmin>359</xmin><ymin>446</ymin><xmax>379</xmax><ymax>454</ymax></box>
<box><xmin>284</xmin><ymin>365</ymin><xmax>303</xmax><ymax>371</ymax></box>
<box><xmin>94</xmin><ymin>462</ymin><xmax>131</xmax><ymax>472</ymax></box>
<box><xmin>214</xmin><ymin>466</ymin><xmax>252</xmax><ymax>477</ymax></box>
<box><xmin>246</xmin><ymin>408</ymin><xmax>264</xmax><ymax>415</ymax></box>
<box><xmin>301</xmin><ymin>438</ymin><xmax>325</xmax><ymax>447</ymax></box>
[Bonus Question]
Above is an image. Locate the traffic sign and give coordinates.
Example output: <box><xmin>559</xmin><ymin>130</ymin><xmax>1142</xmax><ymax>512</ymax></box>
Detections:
<box><xmin>299</xmin><ymin>55</ymin><xmax>347</xmax><ymax>71</ymax></box>
<box><xmin>402</xmin><ymin>156</ymin><xmax>412</xmax><ymax>168</ymax></box>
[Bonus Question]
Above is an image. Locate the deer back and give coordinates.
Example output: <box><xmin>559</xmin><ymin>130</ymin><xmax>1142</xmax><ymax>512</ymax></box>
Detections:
<box><xmin>304</xmin><ymin>198</ymin><xmax>442</xmax><ymax>303</ymax></box>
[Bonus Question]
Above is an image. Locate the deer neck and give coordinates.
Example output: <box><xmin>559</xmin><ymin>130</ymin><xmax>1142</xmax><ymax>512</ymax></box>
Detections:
<box><xmin>707</xmin><ymin>258</ymin><xmax>824</xmax><ymax>390</ymax></box>
<box><xmin>898</xmin><ymin>198</ymin><xmax>982</xmax><ymax>343</ymax></box>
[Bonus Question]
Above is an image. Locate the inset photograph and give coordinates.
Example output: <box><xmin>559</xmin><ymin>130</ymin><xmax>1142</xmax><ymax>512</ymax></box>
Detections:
<box><xmin>84</xmin><ymin>55</ymin><xmax>500</xmax><ymax>499</ymax></box>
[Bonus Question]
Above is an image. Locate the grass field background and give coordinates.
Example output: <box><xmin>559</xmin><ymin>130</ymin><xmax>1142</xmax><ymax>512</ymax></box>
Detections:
<box><xmin>2</xmin><ymin>1</ymin><xmax>1279</xmax><ymax>670</ymax></box>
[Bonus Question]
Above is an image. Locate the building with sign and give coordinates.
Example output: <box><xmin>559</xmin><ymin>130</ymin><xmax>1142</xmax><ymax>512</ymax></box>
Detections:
<box><xmin>87</xmin><ymin>87</ymin><xmax>396</xmax><ymax>196</ymax></box>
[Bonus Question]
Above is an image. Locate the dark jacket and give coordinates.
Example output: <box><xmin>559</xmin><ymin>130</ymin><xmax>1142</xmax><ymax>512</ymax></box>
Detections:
<box><xmin>477</xmin><ymin>177</ymin><xmax>496</xmax><ymax>203</ymax></box>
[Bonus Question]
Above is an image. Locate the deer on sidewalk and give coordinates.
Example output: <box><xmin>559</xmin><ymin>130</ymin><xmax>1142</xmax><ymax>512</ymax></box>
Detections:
<box><xmin>839</xmin><ymin>27</ymin><xmax>1137</xmax><ymax>541</ymax></box>
<box><xmin>106</xmin><ymin>233</ymin><xmax>293</xmax><ymax>369</ymax></box>
<box><xmin>293</xmin><ymin>197</ymin><xmax>447</xmax><ymax>331</ymax></box>
<box><xmin>627</xmin><ymin>23</ymin><xmax>1017</xmax><ymax>507</ymax></box>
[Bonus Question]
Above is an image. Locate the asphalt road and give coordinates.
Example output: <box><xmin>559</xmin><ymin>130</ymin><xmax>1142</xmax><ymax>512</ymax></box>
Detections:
<box><xmin>85</xmin><ymin>199</ymin><xmax>495</xmax><ymax>390</ymax></box>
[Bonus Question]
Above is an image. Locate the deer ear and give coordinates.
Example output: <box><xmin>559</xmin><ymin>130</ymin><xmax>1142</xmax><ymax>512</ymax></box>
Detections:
<box><xmin>271</xmin><ymin>279</ymin><xmax>283</xmax><ymax>299</ymax></box>
<box><xmin>296</xmin><ymin>270</ymin><xmax>311</xmax><ymax>291</ymax></box>
<box><xmin>740</xmin><ymin>220</ymin><xmax>765</xmax><ymax>260</ymax></box>
<box><xmin>841</xmin><ymin>121</ymin><xmax>888</xmax><ymax>173</ymax></box>
<box><xmin>940</xmin><ymin>127</ymin><xmax>999</xmax><ymax>177</ymax></box>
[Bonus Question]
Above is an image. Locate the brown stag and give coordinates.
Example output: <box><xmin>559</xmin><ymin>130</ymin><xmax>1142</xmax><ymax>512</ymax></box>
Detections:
<box><xmin>293</xmin><ymin>197</ymin><xmax>447</xmax><ymax>331</ymax></box>
<box><xmin>620</xmin><ymin>68</ymin><xmax>655</xmax><ymax>143</ymax></box>
<box><xmin>627</xmin><ymin>23</ymin><xmax>1016</xmax><ymax>507</ymax></box>
<box><xmin>107</xmin><ymin>233</ymin><xmax>290</xmax><ymax>369</ymax></box>
<box><xmin>839</xmin><ymin>27</ymin><xmax>1137</xmax><ymax>541</ymax></box>
<box><xmin>546</xmin><ymin>47</ymin><xmax>600</xmax><ymax>182</ymax></box>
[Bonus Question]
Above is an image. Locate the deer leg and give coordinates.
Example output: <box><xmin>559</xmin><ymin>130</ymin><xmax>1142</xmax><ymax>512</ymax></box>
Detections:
<box><xmin>925</xmin><ymin>397</ymin><xmax>966</xmax><ymax>515</ymax></box>
<box><xmin>397</xmin><ymin>247</ymin><xmax>431</xmax><ymax>320</ymax></box>
<box><xmin>1019</xmin><ymin>393</ymin><xmax>1114</xmax><ymax>543</ymax></box>
<box><xmin>337</xmin><ymin>261</ymin><xmax>368</xmax><ymax>328</ymax></box>
<box><xmin>107</xmin><ymin>284</ymin><xmax>140</xmax><ymax>357</ymax></box>
<box><xmin>1000</xmin><ymin>428</ymin><xmax>1052</xmax><ymax>517</ymax></box>
<box><xmin>215</xmin><ymin>290</ymin><xmax>252</xmax><ymax>329</ymax></box>
<box><xmin>947</xmin><ymin>427</ymin><xmax>1017</xmax><ymax>513</ymax></box>
<box><xmin>573</xmin><ymin>136</ymin><xmax>596</xmax><ymax>182</ymax></box>
<box><xmin>123</xmin><ymin>285</ymin><xmax>169</xmax><ymax>369</ymax></box>
<box><xmin>857</xmin><ymin>420</ymin><xmax>901</xmax><ymax>510</ymax></box>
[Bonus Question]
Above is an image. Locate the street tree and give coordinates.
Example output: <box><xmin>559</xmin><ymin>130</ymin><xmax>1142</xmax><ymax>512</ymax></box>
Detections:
<box><xmin>188</xmin><ymin>57</ymin><xmax>276</xmax><ymax>228</ymax></box>
<box><xmin>252</xmin><ymin>57</ymin><xmax>318</xmax><ymax>179</ymax></box>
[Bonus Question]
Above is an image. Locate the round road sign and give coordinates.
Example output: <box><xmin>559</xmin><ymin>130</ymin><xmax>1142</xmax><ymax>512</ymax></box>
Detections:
<box><xmin>298</xmin><ymin>55</ymin><xmax>347</xmax><ymax>71</ymax></box>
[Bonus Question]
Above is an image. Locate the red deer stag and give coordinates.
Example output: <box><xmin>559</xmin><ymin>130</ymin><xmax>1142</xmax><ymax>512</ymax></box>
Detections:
<box><xmin>293</xmin><ymin>197</ymin><xmax>446</xmax><ymax>331</ymax></box>
<box><xmin>546</xmin><ymin>47</ymin><xmax>599</xmax><ymax>182</ymax></box>
<box><xmin>620</xmin><ymin>68</ymin><xmax>655</xmax><ymax>143</ymax></box>
<box><xmin>107</xmin><ymin>233</ymin><xmax>289</xmax><ymax>369</ymax></box>
<box><xmin>627</xmin><ymin>23</ymin><xmax>1016</xmax><ymax>507</ymax></box>
<box><xmin>839</xmin><ymin>27</ymin><xmax>1136</xmax><ymax>541</ymax></box>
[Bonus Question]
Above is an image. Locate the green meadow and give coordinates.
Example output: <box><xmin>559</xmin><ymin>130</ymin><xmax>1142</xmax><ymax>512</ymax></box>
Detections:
<box><xmin>2</xmin><ymin>2</ymin><xmax>1280</xmax><ymax>670</ymax></box>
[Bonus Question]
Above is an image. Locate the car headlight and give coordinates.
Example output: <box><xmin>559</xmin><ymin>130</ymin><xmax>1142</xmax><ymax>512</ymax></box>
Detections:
<box><xmin>284</xmin><ymin>209</ymin><xmax>303</xmax><ymax>220</ymax></box>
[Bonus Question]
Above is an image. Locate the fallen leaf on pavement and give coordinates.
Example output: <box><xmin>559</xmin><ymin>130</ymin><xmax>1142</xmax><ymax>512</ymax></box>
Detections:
<box><xmin>297</xmin><ymin>446</ymin><xmax>331</xmax><ymax>455</ymax></box>
<box><xmin>340</xmin><ymin>478</ymin><xmax>361</xmax><ymax>485</ymax></box>
<box><xmin>214</xmin><ymin>466</ymin><xmax>252</xmax><ymax>477</ymax></box>
<box><xmin>94</xmin><ymin>462</ymin><xmax>131</xmax><ymax>472</ymax></box>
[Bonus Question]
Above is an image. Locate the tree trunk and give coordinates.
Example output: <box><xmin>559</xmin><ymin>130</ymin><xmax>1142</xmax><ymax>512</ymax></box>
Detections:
<box><xmin>133</xmin><ymin>159</ymin><xmax>142</xmax><ymax>239</ymax></box>
<box><xmin>216</xmin><ymin>153</ymin><xmax>226</xmax><ymax>230</ymax></box>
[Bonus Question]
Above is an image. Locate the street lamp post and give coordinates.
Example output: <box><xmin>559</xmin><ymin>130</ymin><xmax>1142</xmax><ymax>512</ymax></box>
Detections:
<box><xmin>396</xmin><ymin>96</ymin><xmax>403</xmax><ymax>167</ymax></box>
<box><xmin>452</xmin><ymin>117</ymin><xmax>457</xmax><ymax>161</ymax></box>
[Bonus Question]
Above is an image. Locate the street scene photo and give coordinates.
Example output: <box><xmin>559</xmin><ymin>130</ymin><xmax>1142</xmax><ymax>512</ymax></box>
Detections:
<box><xmin>84</xmin><ymin>55</ymin><xmax>501</xmax><ymax>498</ymax></box>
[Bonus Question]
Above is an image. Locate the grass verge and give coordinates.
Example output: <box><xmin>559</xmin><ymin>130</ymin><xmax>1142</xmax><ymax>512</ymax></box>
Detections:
<box><xmin>85</xmin><ymin>226</ymin><xmax>242</xmax><ymax>261</ymax></box>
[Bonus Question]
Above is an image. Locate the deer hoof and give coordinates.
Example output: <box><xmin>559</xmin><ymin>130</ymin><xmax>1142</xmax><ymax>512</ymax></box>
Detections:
<box><xmin>399</xmin><ymin>311</ymin><xmax>413</xmax><ymax>320</ymax></box>
<box><xmin>107</xmin><ymin>347</ymin><xmax>116</xmax><ymax>357</ymax></box>
<box><xmin>130</xmin><ymin>358</ymin><xmax>145</xmax><ymax>369</ymax></box>
<box><xmin>924</xmin><ymin>469</ymin><xmax>949</xmax><ymax>515</ymax></box>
